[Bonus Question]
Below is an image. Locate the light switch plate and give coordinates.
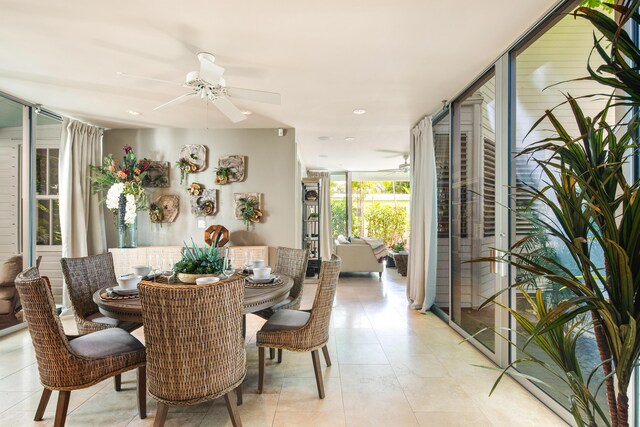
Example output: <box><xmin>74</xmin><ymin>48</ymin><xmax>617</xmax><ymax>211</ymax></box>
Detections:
<box><xmin>197</xmin><ymin>218</ymin><xmax>206</xmax><ymax>229</ymax></box>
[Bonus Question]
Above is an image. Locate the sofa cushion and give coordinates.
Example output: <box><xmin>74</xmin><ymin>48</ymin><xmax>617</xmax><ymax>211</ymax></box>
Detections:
<box><xmin>336</xmin><ymin>235</ymin><xmax>350</xmax><ymax>244</ymax></box>
<box><xmin>0</xmin><ymin>286</ymin><xmax>16</xmax><ymax>300</ymax></box>
<box><xmin>69</xmin><ymin>327</ymin><xmax>144</xmax><ymax>358</ymax></box>
<box><xmin>0</xmin><ymin>255</ymin><xmax>22</xmax><ymax>287</ymax></box>
<box><xmin>0</xmin><ymin>300</ymin><xmax>13</xmax><ymax>313</ymax></box>
<box><xmin>261</xmin><ymin>309</ymin><xmax>310</xmax><ymax>332</ymax></box>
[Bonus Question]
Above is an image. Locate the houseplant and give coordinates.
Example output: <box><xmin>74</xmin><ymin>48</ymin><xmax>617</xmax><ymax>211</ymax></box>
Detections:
<box><xmin>91</xmin><ymin>145</ymin><xmax>149</xmax><ymax>248</ymax></box>
<box><xmin>238</xmin><ymin>196</ymin><xmax>263</xmax><ymax>229</ymax></box>
<box><xmin>477</xmin><ymin>3</ymin><xmax>640</xmax><ymax>426</ymax></box>
<box><xmin>214</xmin><ymin>166</ymin><xmax>232</xmax><ymax>185</ymax></box>
<box><xmin>174</xmin><ymin>238</ymin><xmax>225</xmax><ymax>283</ymax></box>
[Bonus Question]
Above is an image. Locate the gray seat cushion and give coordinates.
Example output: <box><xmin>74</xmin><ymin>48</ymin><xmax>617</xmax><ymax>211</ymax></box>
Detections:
<box><xmin>69</xmin><ymin>327</ymin><xmax>144</xmax><ymax>358</ymax></box>
<box><xmin>261</xmin><ymin>309</ymin><xmax>310</xmax><ymax>332</ymax></box>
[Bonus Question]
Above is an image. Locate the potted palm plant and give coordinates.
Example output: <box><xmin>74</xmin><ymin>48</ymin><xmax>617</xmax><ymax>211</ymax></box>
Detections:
<box><xmin>174</xmin><ymin>238</ymin><xmax>225</xmax><ymax>283</ymax></box>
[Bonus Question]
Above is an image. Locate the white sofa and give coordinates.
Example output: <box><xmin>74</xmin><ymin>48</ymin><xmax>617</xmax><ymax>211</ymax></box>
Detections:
<box><xmin>334</xmin><ymin>238</ymin><xmax>384</xmax><ymax>278</ymax></box>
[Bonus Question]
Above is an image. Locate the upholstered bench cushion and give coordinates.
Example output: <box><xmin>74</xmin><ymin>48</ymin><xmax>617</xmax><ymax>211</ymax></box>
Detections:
<box><xmin>69</xmin><ymin>327</ymin><xmax>144</xmax><ymax>358</ymax></box>
<box><xmin>261</xmin><ymin>309</ymin><xmax>310</xmax><ymax>332</ymax></box>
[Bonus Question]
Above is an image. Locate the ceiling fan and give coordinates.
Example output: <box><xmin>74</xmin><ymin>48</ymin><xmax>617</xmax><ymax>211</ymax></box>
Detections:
<box><xmin>117</xmin><ymin>52</ymin><xmax>281</xmax><ymax>123</ymax></box>
<box><xmin>378</xmin><ymin>154</ymin><xmax>410</xmax><ymax>173</ymax></box>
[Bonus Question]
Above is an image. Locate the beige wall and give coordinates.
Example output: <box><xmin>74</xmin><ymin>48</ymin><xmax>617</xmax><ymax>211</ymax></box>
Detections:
<box><xmin>103</xmin><ymin>128</ymin><xmax>299</xmax><ymax>261</ymax></box>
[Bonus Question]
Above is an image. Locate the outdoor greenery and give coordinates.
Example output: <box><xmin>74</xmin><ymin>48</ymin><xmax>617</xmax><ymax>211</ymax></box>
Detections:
<box><xmin>174</xmin><ymin>238</ymin><xmax>224</xmax><ymax>275</ymax></box>
<box><xmin>479</xmin><ymin>2</ymin><xmax>640</xmax><ymax>426</ymax></box>
<box><xmin>364</xmin><ymin>202</ymin><xmax>408</xmax><ymax>247</ymax></box>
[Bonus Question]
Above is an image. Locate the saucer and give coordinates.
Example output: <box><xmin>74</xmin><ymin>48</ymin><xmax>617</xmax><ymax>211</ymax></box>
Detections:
<box><xmin>246</xmin><ymin>274</ymin><xmax>277</xmax><ymax>284</ymax></box>
<box><xmin>107</xmin><ymin>286</ymin><xmax>139</xmax><ymax>296</ymax></box>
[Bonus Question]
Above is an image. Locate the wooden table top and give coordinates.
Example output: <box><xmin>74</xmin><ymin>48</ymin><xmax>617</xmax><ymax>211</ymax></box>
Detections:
<box><xmin>92</xmin><ymin>274</ymin><xmax>294</xmax><ymax>323</ymax></box>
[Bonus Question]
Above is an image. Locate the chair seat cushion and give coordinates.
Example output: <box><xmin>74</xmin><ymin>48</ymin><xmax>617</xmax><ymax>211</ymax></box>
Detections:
<box><xmin>69</xmin><ymin>327</ymin><xmax>144</xmax><ymax>358</ymax></box>
<box><xmin>260</xmin><ymin>309</ymin><xmax>310</xmax><ymax>332</ymax></box>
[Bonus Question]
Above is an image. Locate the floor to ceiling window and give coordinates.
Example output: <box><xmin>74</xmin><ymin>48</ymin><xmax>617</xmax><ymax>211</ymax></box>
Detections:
<box><xmin>451</xmin><ymin>71</ymin><xmax>497</xmax><ymax>354</ymax></box>
<box><xmin>433</xmin><ymin>111</ymin><xmax>450</xmax><ymax>316</ymax></box>
<box><xmin>329</xmin><ymin>172</ymin><xmax>347</xmax><ymax>239</ymax></box>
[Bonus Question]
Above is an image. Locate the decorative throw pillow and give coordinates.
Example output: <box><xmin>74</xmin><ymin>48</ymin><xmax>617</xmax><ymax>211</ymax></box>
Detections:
<box><xmin>0</xmin><ymin>255</ymin><xmax>23</xmax><ymax>287</ymax></box>
<box><xmin>336</xmin><ymin>235</ymin><xmax>350</xmax><ymax>244</ymax></box>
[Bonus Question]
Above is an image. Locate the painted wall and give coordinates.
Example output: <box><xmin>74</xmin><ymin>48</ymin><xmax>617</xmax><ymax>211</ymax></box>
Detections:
<box><xmin>103</xmin><ymin>128</ymin><xmax>298</xmax><ymax>261</ymax></box>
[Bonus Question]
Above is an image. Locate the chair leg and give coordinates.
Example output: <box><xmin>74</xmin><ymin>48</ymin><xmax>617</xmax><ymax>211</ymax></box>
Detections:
<box><xmin>269</xmin><ymin>348</ymin><xmax>275</xmax><ymax>360</ymax></box>
<box><xmin>34</xmin><ymin>388</ymin><xmax>52</xmax><ymax>421</ymax></box>
<box><xmin>258</xmin><ymin>347</ymin><xmax>265</xmax><ymax>394</ymax></box>
<box><xmin>378</xmin><ymin>271</ymin><xmax>382</xmax><ymax>279</ymax></box>
<box><xmin>114</xmin><ymin>374</ymin><xmax>122</xmax><ymax>391</ymax></box>
<box><xmin>311</xmin><ymin>350</ymin><xmax>325</xmax><ymax>399</ymax></box>
<box><xmin>137</xmin><ymin>366</ymin><xmax>147</xmax><ymax>419</ymax></box>
<box><xmin>236</xmin><ymin>384</ymin><xmax>243</xmax><ymax>406</ymax></box>
<box><xmin>277</xmin><ymin>349</ymin><xmax>283</xmax><ymax>363</ymax></box>
<box><xmin>321</xmin><ymin>345</ymin><xmax>332</xmax><ymax>367</ymax></box>
<box><xmin>224</xmin><ymin>391</ymin><xmax>243</xmax><ymax>427</ymax></box>
<box><xmin>54</xmin><ymin>390</ymin><xmax>71</xmax><ymax>427</ymax></box>
<box><xmin>154</xmin><ymin>402</ymin><xmax>169</xmax><ymax>427</ymax></box>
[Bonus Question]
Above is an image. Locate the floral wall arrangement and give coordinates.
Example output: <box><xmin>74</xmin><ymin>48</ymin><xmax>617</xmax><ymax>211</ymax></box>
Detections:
<box><xmin>149</xmin><ymin>195</ymin><xmax>180</xmax><ymax>224</ymax></box>
<box><xmin>234</xmin><ymin>192</ymin><xmax>263</xmax><ymax>229</ymax></box>
<box><xmin>141</xmin><ymin>161</ymin><xmax>170</xmax><ymax>187</ymax></box>
<box><xmin>216</xmin><ymin>155</ymin><xmax>246</xmax><ymax>184</ymax></box>
<box><xmin>191</xmin><ymin>189</ymin><xmax>217</xmax><ymax>216</ymax></box>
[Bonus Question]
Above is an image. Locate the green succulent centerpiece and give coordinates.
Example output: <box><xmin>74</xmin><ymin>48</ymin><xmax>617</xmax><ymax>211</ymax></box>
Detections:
<box><xmin>174</xmin><ymin>238</ymin><xmax>225</xmax><ymax>283</ymax></box>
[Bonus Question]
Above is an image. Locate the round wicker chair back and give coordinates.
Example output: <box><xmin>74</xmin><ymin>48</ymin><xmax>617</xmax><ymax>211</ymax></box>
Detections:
<box><xmin>303</xmin><ymin>255</ymin><xmax>341</xmax><ymax>348</ymax></box>
<box><xmin>274</xmin><ymin>247</ymin><xmax>309</xmax><ymax>307</ymax></box>
<box><xmin>139</xmin><ymin>278</ymin><xmax>246</xmax><ymax>406</ymax></box>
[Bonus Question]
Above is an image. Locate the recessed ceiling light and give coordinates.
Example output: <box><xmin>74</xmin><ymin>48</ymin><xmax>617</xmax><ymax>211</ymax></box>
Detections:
<box><xmin>353</xmin><ymin>108</ymin><xmax>367</xmax><ymax>115</ymax></box>
<box><xmin>345</xmin><ymin>137</ymin><xmax>355</xmax><ymax>142</ymax></box>
<box><xmin>126</xmin><ymin>110</ymin><xmax>141</xmax><ymax>116</ymax></box>
<box><xmin>319</xmin><ymin>154</ymin><xmax>329</xmax><ymax>158</ymax></box>
<box><xmin>241</xmin><ymin>110</ymin><xmax>252</xmax><ymax>115</ymax></box>
<box><xmin>318</xmin><ymin>136</ymin><xmax>332</xmax><ymax>141</ymax></box>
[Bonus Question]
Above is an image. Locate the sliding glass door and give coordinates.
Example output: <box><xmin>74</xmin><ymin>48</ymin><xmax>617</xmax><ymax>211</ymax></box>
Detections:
<box><xmin>451</xmin><ymin>71</ymin><xmax>497</xmax><ymax>354</ymax></box>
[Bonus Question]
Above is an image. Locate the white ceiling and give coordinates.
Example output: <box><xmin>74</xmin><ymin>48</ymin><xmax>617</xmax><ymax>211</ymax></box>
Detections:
<box><xmin>0</xmin><ymin>0</ymin><xmax>558</xmax><ymax>171</ymax></box>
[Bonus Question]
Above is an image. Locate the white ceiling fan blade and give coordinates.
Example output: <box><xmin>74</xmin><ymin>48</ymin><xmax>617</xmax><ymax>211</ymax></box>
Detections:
<box><xmin>226</xmin><ymin>87</ymin><xmax>281</xmax><ymax>105</ymax></box>
<box><xmin>377</xmin><ymin>168</ymin><xmax>401</xmax><ymax>172</ymax></box>
<box><xmin>212</xmin><ymin>96</ymin><xmax>247</xmax><ymax>123</ymax></box>
<box><xmin>153</xmin><ymin>92</ymin><xmax>196</xmax><ymax>110</ymax></box>
<box><xmin>198</xmin><ymin>53</ymin><xmax>225</xmax><ymax>83</ymax></box>
<box><xmin>116</xmin><ymin>71</ymin><xmax>184</xmax><ymax>86</ymax></box>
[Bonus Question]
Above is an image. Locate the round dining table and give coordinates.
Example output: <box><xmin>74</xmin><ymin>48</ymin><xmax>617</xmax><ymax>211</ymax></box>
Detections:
<box><xmin>92</xmin><ymin>274</ymin><xmax>294</xmax><ymax>324</ymax></box>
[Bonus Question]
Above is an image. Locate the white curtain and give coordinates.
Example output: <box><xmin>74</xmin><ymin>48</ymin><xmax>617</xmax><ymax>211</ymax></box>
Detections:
<box><xmin>407</xmin><ymin>116</ymin><xmax>438</xmax><ymax>311</ymax></box>
<box><xmin>307</xmin><ymin>171</ymin><xmax>332</xmax><ymax>262</ymax></box>
<box><xmin>59</xmin><ymin>119</ymin><xmax>106</xmax><ymax>309</ymax></box>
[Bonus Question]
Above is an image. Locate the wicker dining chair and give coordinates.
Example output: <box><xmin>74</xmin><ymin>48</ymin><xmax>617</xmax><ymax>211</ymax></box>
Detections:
<box><xmin>15</xmin><ymin>267</ymin><xmax>147</xmax><ymax>427</ymax></box>
<box><xmin>254</xmin><ymin>247</ymin><xmax>309</xmax><ymax>360</ymax></box>
<box><xmin>61</xmin><ymin>252</ymin><xmax>140</xmax><ymax>335</ymax></box>
<box><xmin>139</xmin><ymin>278</ymin><xmax>246</xmax><ymax>427</ymax></box>
<box><xmin>256</xmin><ymin>255</ymin><xmax>341</xmax><ymax>399</ymax></box>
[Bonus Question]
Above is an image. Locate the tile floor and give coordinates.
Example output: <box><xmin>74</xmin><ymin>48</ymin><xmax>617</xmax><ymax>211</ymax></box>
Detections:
<box><xmin>0</xmin><ymin>269</ymin><xmax>568</xmax><ymax>426</ymax></box>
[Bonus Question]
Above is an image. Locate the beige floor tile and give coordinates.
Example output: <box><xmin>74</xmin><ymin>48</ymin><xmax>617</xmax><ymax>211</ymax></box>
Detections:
<box><xmin>343</xmin><ymin>391</ymin><xmax>418</xmax><ymax>427</ymax></box>
<box><xmin>401</xmin><ymin>376</ymin><xmax>477</xmax><ymax>412</ymax></box>
<box><xmin>414</xmin><ymin>410</ymin><xmax>493</xmax><ymax>427</ymax></box>
<box><xmin>199</xmin><ymin>393</ymin><xmax>278</xmax><ymax>427</ymax></box>
<box><xmin>272</xmin><ymin>411</ymin><xmax>346</xmax><ymax>427</ymax></box>
<box><xmin>276</xmin><ymin>377</ymin><xmax>343</xmax><ymax>413</ymax></box>
<box><xmin>336</xmin><ymin>342</ymin><xmax>389</xmax><ymax>365</ymax></box>
<box><xmin>339</xmin><ymin>364</ymin><xmax>401</xmax><ymax>393</ymax></box>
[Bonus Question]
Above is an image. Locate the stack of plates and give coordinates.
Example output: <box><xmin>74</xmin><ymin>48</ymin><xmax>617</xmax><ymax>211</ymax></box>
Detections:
<box><xmin>246</xmin><ymin>274</ymin><xmax>277</xmax><ymax>284</ymax></box>
<box><xmin>106</xmin><ymin>286</ymin><xmax>139</xmax><ymax>296</ymax></box>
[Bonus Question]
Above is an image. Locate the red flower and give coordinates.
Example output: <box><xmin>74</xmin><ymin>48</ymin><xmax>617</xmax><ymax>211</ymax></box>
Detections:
<box><xmin>123</xmin><ymin>145</ymin><xmax>133</xmax><ymax>154</ymax></box>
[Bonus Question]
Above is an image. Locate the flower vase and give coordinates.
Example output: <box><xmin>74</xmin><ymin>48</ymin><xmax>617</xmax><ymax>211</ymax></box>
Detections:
<box><xmin>117</xmin><ymin>194</ymin><xmax>137</xmax><ymax>248</ymax></box>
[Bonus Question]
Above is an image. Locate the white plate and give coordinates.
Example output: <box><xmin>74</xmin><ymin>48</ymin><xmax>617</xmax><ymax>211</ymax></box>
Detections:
<box><xmin>246</xmin><ymin>274</ymin><xmax>277</xmax><ymax>284</ymax></box>
<box><xmin>107</xmin><ymin>286</ymin><xmax>139</xmax><ymax>296</ymax></box>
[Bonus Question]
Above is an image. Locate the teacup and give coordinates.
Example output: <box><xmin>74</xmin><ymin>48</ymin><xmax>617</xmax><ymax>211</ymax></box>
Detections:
<box><xmin>117</xmin><ymin>274</ymin><xmax>142</xmax><ymax>290</ymax></box>
<box><xmin>253</xmin><ymin>267</ymin><xmax>271</xmax><ymax>279</ymax></box>
<box><xmin>132</xmin><ymin>265</ymin><xmax>151</xmax><ymax>277</ymax></box>
<box><xmin>252</xmin><ymin>259</ymin><xmax>265</xmax><ymax>269</ymax></box>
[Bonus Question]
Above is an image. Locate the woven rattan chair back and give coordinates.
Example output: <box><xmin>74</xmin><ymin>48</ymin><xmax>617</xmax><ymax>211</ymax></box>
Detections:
<box><xmin>303</xmin><ymin>255</ymin><xmax>341</xmax><ymax>348</ymax></box>
<box><xmin>61</xmin><ymin>252</ymin><xmax>118</xmax><ymax>333</ymax></box>
<box><xmin>139</xmin><ymin>278</ymin><xmax>246</xmax><ymax>406</ymax></box>
<box><xmin>274</xmin><ymin>247</ymin><xmax>309</xmax><ymax>308</ymax></box>
<box><xmin>15</xmin><ymin>267</ymin><xmax>75</xmax><ymax>389</ymax></box>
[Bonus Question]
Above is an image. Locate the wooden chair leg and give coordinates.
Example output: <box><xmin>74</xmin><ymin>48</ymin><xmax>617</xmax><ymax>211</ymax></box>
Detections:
<box><xmin>224</xmin><ymin>391</ymin><xmax>243</xmax><ymax>427</ymax></box>
<box><xmin>258</xmin><ymin>347</ymin><xmax>265</xmax><ymax>394</ymax></box>
<box><xmin>34</xmin><ymin>388</ymin><xmax>52</xmax><ymax>421</ymax></box>
<box><xmin>311</xmin><ymin>350</ymin><xmax>325</xmax><ymax>399</ymax></box>
<box><xmin>114</xmin><ymin>374</ymin><xmax>122</xmax><ymax>391</ymax></box>
<box><xmin>269</xmin><ymin>348</ymin><xmax>275</xmax><ymax>360</ymax></box>
<box><xmin>137</xmin><ymin>366</ymin><xmax>147</xmax><ymax>419</ymax></box>
<box><xmin>54</xmin><ymin>390</ymin><xmax>71</xmax><ymax>427</ymax></box>
<box><xmin>154</xmin><ymin>402</ymin><xmax>169</xmax><ymax>427</ymax></box>
<box><xmin>321</xmin><ymin>345</ymin><xmax>332</xmax><ymax>367</ymax></box>
<box><xmin>236</xmin><ymin>383</ymin><xmax>243</xmax><ymax>406</ymax></box>
<box><xmin>277</xmin><ymin>349</ymin><xmax>283</xmax><ymax>363</ymax></box>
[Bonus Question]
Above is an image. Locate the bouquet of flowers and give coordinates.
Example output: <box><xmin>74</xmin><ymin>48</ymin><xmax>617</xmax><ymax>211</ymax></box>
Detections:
<box><xmin>91</xmin><ymin>145</ymin><xmax>150</xmax><ymax>228</ymax></box>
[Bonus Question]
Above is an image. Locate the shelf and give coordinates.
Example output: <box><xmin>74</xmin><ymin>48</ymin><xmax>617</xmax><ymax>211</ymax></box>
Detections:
<box><xmin>304</xmin><ymin>219</ymin><xmax>319</xmax><ymax>222</ymax></box>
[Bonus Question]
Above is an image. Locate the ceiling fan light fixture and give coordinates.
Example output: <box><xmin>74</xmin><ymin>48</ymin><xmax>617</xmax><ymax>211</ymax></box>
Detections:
<box><xmin>353</xmin><ymin>108</ymin><xmax>367</xmax><ymax>115</ymax></box>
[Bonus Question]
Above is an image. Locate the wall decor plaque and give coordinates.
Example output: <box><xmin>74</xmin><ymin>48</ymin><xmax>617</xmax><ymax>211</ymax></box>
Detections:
<box><xmin>191</xmin><ymin>189</ymin><xmax>217</xmax><ymax>216</ymax></box>
<box><xmin>234</xmin><ymin>193</ymin><xmax>262</xmax><ymax>219</ymax></box>
<box><xmin>142</xmin><ymin>161</ymin><xmax>170</xmax><ymax>188</ymax></box>
<box><xmin>179</xmin><ymin>144</ymin><xmax>207</xmax><ymax>172</ymax></box>
<box><xmin>217</xmin><ymin>155</ymin><xmax>246</xmax><ymax>183</ymax></box>
<box><xmin>157</xmin><ymin>195</ymin><xmax>180</xmax><ymax>222</ymax></box>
